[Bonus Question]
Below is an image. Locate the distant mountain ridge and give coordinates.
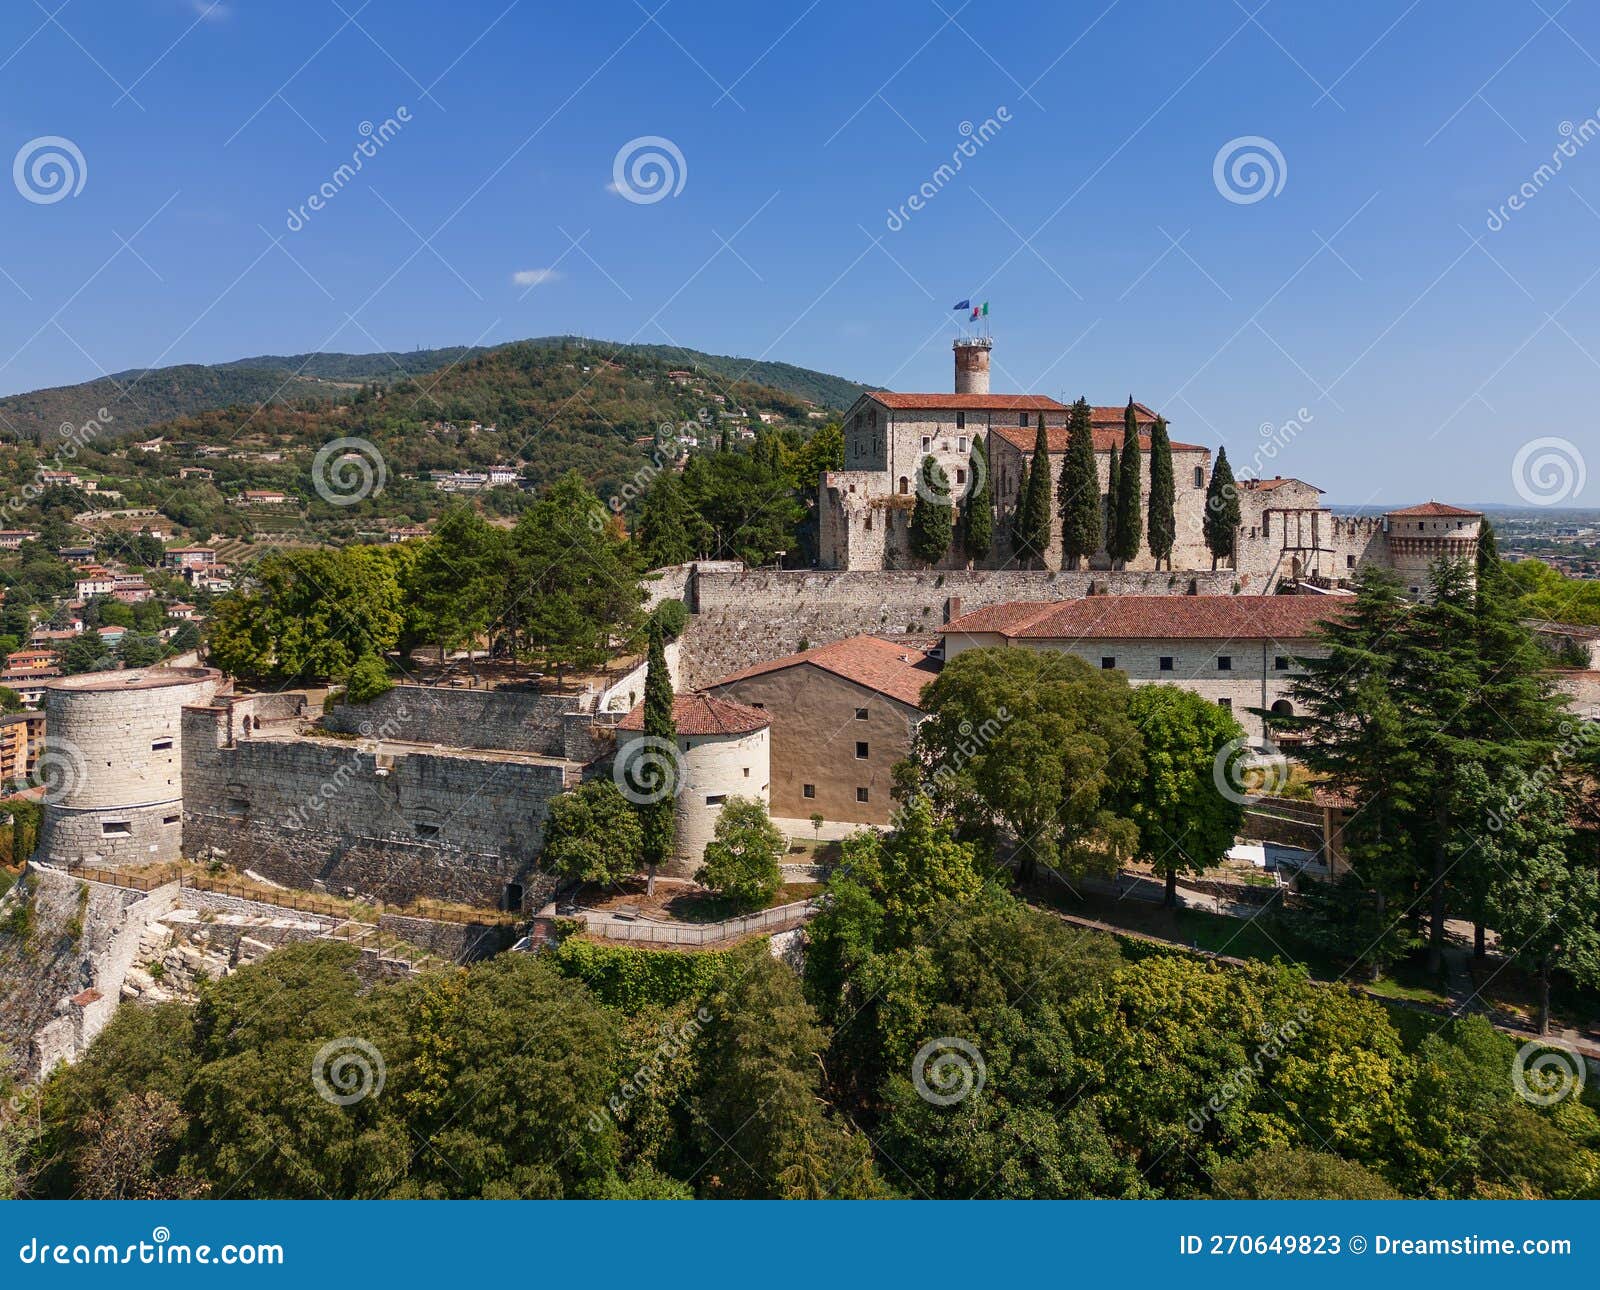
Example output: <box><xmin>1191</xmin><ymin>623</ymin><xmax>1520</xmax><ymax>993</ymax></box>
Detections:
<box><xmin>0</xmin><ymin>338</ymin><xmax>872</xmax><ymax>442</ymax></box>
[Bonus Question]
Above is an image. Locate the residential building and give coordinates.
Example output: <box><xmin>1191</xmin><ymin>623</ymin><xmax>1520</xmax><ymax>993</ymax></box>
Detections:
<box><xmin>165</xmin><ymin>546</ymin><xmax>216</xmax><ymax>569</ymax></box>
<box><xmin>0</xmin><ymin>530</ymin><xmax>39</xmax><ymax>549</ymax></box>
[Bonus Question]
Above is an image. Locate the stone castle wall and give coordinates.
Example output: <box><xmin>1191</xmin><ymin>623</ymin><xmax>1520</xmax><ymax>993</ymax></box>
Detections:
<box><xmin>323</xmin><ymin>683</ymin><xmax>588</xmax><ymax>757</ymax></box>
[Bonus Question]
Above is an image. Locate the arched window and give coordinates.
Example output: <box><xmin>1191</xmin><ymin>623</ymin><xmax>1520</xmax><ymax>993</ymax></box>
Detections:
<box><xmin>1194</xmin><ymin>465</ymin><xmax>1205</xmax><ymax>488</ymax></box>
<box><xmin>1270</xmin><ymin>699</ymin><xmax>1294</xmax><ymax>717</ymax></box>
<box><xmin>898</xmin><ymin>476</ymin><xmax>910</xmax><ymax>495</ymax></box>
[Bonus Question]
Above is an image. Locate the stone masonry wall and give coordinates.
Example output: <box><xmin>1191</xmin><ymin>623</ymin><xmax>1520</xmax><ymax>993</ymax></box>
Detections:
<box><xmin>324</xmin><ymin>684</ymin><xmax>588</xmax><ymax>757</ymax></box>
<box><xmin>677</xmin><ymin>567</ymin><xmax>1242</xmax><ymax>688</ymax></box>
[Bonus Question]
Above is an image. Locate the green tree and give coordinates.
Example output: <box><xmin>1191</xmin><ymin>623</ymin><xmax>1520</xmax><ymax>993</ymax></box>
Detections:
<box><xmin>635</xmin><ymin>472</ymin><xmax>695</xmax><ymax>568</ymax></box>
<box><xmin>1120</xmin><ymin>685</ymin><xmax>1245</xmax><ymax>906</ymax></box>
<box><xmin>1203</xmin><ymin>447</ymin><xmax>1240</xmax><ymax>569</ymax></box>
<box><xmin>1012</xmin><ymin>414</ymin><xmax>1053</xmax><ymax>567</ymax></box>
<box><xmin>1146</xmin><ymin>415</ymin><xmax>1176</xmax><ymax>569</ymax></box>
<box><xmin>1110</xmin><ymin>399</ymin><xmax>1142</xmax><ymax>567</ymax></box>
<box><xmin>1212</xmin><ymin>1147</ymin><xmax>1399</xmax><ymax>1199</ymax></box>
<box><xmin>541</xmin><ymin>779</ymin><xmax>643</xmax><ymax>886</ymax></box>
<box><xmin>908</xmin><ymin>647</ymin><xmax>1143</xmax><ymax>883</ymax></box>
<box><xmin>1057</xmin><ymin>397</ymin><xmax>1100</xmax><ymax>569</ymax></box>
<box><xmin>408</xmin><ymin>505</ymin><xmax>502</xmax><ymax>674</ymax></box>
<box><xmin>908</xmin><ymin>455</ymin><xmax>954</xmax><ymax>565</ymax></box>
<box><xmin>638</xmin><ymin>619</ymin><xmax>676</xmax><ymax>895</ymax></box>
<box><xmin>696</xmin><ymin>796</ymin><xmax>784</xmax><ymax>905</ymax></box>
<box><xmin>961</xmin><ymin>434</ymin><xmax>994</xmax><ymax>561</ymax></box>
<box><xmin>1105</xmin><ymin>444</ymin><xmax>1120</xmax><ymax>557</ymax></box>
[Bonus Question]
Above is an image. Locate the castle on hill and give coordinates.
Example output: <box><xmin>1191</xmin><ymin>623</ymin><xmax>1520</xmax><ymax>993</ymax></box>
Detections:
<box><xmin>817</xmin><ymin>335</ymin><xmax>1481</xmax><ymax>596</ymax></box>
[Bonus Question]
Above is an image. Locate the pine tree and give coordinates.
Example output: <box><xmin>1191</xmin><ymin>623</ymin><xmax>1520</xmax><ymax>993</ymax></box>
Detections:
<box><xmin>961</xmin><ymin>434</ymin><xmax>993</xmax><ymax>562</ymax></box>
<box><xmin>909</xmin><ymin>455</ymin><xmax>954</xmax><ymax>565</ymax></box>
<box><xmin>639</xmin><ymin>618</ymin><xmax>676</xmax><ymax>894</ymax></box>
<box><xmin>1013</xmin><ymin>413</ymin><xmax>1054</xmax><ymax>567</ymax></box>
<box><xmin>1203</xmin><ymin>447</ymin><xmax>1240</xmax><ymax>570</ymax></box>
<box><xmin>1104</xmin><ymin>445</ymin><xmax>1120</xmax><ymax>561</ymax></box>
<box><xmin>1111</xmin><ymin>399</ymin><xmax>1142</xmax><ymax>568</ymax></box>
<box><xmin>636</xmin><ymin>472</ymin><xmax>694</xmax><ymax>568</ymax></box>
<box><xmin>1057</xmin><ymin>397</ymin><xmax>1099</xmax><ymax>570</ymax></box>
<box><xmin>1146</xmin><ymin>415</ymin><xmax>1176</xmax><ymax>570</ymax></box>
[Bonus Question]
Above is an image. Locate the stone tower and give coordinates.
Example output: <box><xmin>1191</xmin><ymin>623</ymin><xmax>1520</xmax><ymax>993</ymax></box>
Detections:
<box><xmin>953</xmin><ymin>336</ymin><xmax>993</xmax><ymax>394</ymax></box>
<box><xmin>36</xmin><ymin>666</ymin><xmax>223</xmax><ymax>868</ymax></box>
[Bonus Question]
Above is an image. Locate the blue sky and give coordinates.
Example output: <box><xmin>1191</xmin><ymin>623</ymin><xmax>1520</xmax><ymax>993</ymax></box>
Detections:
<box><xmin>1</xmin><ymin>0</ymin><xmax>1598</xmax><ymax>505</ymax></box>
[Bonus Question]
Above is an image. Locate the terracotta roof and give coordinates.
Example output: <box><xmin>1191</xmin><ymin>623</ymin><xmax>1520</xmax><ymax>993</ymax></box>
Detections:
<box><xmin>1386</xmin><ymin>501</ymin><xmax>1481</xmax><ymax>517</ymax></box>
<box><xmin>70</xmin><ymin>988</ymin><xmax>102</xmax><ymax>1006</ymax></box>
<box><xmin>988</xmin><ymin>421</ymin><xmax>1208</xmax><ymax>456</ymax></box>
<box><xmin>867</xmin><ymin>392</ymin><xmax>1067</xmax><ymax>412</ymax></box>
<box><xmin>1239</xmin><ymin>476</ymin><xmax>1319</xmax><ymax>492</ymax></box>
<box><xmin>617</xmin><ymin>692</ymin><xmax>770</xmax><ymax>736</ymax></box>
<box><xmin>712</xmin><ymin>634</ymin><xmax>939</xmax><ymax>709</ymax></box>
<box><xmin>943</xmin><ymin>594</ymin><xmax>1342</xmax><ymax>641</ymax></box>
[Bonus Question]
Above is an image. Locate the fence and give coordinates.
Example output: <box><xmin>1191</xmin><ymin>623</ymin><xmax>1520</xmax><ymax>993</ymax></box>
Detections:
<box><xmin>575</xmin><ymin>898</ymin><xmax>819</xmax><ymax>946</ymax></box>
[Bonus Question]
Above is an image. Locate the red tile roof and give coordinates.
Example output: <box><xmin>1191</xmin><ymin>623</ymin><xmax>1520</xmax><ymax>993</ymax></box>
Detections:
<box><xmin>988</xmin><ymin>420</ymin><xmax>1208</xmax><ymax>455</ymax></box>
<box><xmin>1239</xmin><ymin>476</ymin><xmax>1318</xmax><ymax>492</ymax></box>
<box><xmin>943</xmin><ymin>594</ymin><xmax>1343</xmax><ymax>641</ymax></box>
<box><xmin>867</xmin><ymin>392</ymin><xmax>1067</xmax><ymax>411</ymax></box>
<box><xmin>712</xmin><ymin>634</ymin><xmax>939</xmax><ymax>709</ymax></box>
<box><xmin>1386</xmin><ymin>501</ymin><xmax>1481</xmax><ymax>517</ymax></box>
<box><xmin>617</xmin><ymin>692</ymin><xmax>770</xmax><ymax>736</ymax></box>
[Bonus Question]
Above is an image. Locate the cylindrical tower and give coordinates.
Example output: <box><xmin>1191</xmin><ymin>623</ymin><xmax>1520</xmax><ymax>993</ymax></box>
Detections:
<box><xmin>953</xmin><ymin>336</ymin><xmax>993</xmax><ymax>394</ymax></box>
<box><xmin>614</xmin><ymin>693</ymin><xmax>771</xmax><ymax>877</ymax></box>
<box><xmin>37</xmin><ymin>666</ymin><xmax>223</xmax><ymax>868</ymax></box>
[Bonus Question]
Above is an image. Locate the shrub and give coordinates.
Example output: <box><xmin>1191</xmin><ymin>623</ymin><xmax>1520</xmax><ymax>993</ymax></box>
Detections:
<box><xmin>343</xmin><ymin>654</ymin><xmax>393</xmax><ymax>705</ymax></box>
<box><xmin>651</xmin><ymin>598</ymin><xmax>688</xmax><ymax>641</ymax></box>
<box><xmin>696</xmin><ymin>797</ymin><xmax>784</xmax><ymax>906</ymax></box>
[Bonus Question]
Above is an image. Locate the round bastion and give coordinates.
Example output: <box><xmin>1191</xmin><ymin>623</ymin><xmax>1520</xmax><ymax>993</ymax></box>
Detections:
<box><xmin>36</xmin><ymin>666</ymin><xmax>224</xmax><ymax>869</ymax></box>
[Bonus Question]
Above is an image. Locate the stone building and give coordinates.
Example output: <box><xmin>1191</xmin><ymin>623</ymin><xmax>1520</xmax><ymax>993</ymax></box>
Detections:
<box><xmin>616</xmin><ymin>693</ymin><xmax>771</xmax><ymax>874</ymax></box>
<box><xmin>942</xmin><ymin>595</ymin><xmax>1337</xmax><ymax>742</ymax></box>
<box><xmin>37</xmin><ymin>667</ymin><xmax>225</xmax><ymax>867</ymax></box>
<box><xmin>707</xmin><ymin>634</ymin><xmax>938</xmax><ymax>836</ymax></box>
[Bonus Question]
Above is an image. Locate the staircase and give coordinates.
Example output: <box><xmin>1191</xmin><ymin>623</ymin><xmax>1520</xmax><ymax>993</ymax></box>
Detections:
<box><xmin>324</xmin><ymin>919</ymin><xmax>453</xmax><ymax>974</ymax></box>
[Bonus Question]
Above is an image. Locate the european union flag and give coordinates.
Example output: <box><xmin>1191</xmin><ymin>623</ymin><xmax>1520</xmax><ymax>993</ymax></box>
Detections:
<box><xmin>951</xmin><ymin>299</ymin><xmax>970</xmax><ymax>311</ymax></box>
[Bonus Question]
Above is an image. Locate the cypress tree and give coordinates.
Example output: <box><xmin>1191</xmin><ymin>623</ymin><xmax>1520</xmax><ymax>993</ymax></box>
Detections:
<box><xmin>1203</xmin><ymin>447</ymin><xmax>1240</xmax><ymax>570</ymax></box>
<box><xmin>1112</xmin><ymin>399</ymin><xmax>1142</xmax><ymax>568</ymax></box>
<box><xmin>1057</xmin><ymin>397</ymin><xmax>1099</xmax><ymax>570</ymax></box>
<box><xmin>962</xmin><ymin>434</ymin><xmax>993</xmax><ymax>562</ymax></box>
<box><xmin>1146</xmin><ymin>415</ymin><xmax>1176</xmax><ymax>570</ymax></box>
<box><xmin>1105</xmin><ymin>445</ymin><xmax>1120</xmax><ymax>560</ymax></box>
<box><xmin>909</xmin><ymin>455</ymin><xmax>954</xmax><ymax>565</ymax></box>
<box><xmin>639</xmin><ymin>618</ymin><xmax>677</xmax><ymax>894</ymax></box>
<box><xmin>1013</xmin><ymin>413</ymin><xmax>1054</xmax><ymax>566</ymax></box>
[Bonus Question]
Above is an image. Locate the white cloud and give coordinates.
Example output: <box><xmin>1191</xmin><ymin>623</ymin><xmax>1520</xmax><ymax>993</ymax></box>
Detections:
<box><xmin>189</xmin><ymin>0</ymin><xmax>231</xmax><ymax>19</ymax></box>
<box><xmin>511</xmin><ymin>268</ymin><xmax>559</xmax><ymax>287</ymax></box>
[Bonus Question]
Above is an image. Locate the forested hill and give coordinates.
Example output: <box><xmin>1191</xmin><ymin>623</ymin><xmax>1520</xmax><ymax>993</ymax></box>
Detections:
<box><xmin>0</xmin><ymin>337</ymin><xmax>870</xmax><ymax>442</ymax></box>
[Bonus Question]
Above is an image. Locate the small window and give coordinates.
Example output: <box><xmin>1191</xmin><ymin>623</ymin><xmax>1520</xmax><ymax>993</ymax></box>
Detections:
<box><xmin>1159</xmin><ymin>656</ymin><xmax>1174</xmax><ymax>671</ymax></box>
<box><xmin>956</xmin><ymin>468</ymin><xmax>966</xmax><ymax>485</ymax></box>
<box><xmin>1194</xmin><ymin>466</ymin><xmax>1205</xmax><ymax>488</ymax></box>
<box><xmin>955</xmin><ymin>412</ymin><xmax>966</xmax><ymax>430</ymax></box>
<box><xmin>855</xmin><ymin>741</ymin><xmax>869</xmax><ymax>759</ymax></box>
<box><xmin>151</xmin><ymin>738</ymin><xmax>173</xmax><ymax>752</ymax></box>
<box><xmin>1018</xmin><ymin>412</ymin><xmax>1029</xmax><ymax>427</ymax></box>
<box><xmin>921</xmin><ymin>436</ymin><xmax>931</xmax><ymax>451</ymax></box>
<box><xmin>1217</xmin><ymin>656</ymin><xmax>1233</xmax><ymax>671</ymax></box>
<box><xmin>899</xmin><ymin>477</ymin><xmax>910</xmax><ymax>495</ymax></box>
<box><xmin>742</xmin><ymin>767</ymin><xmax>749</xmax><ymax>777</ymax></box>
<box><xmin>958</xmin><ymin>434</ymin><xmax>968</xmax><ymax>450</ymax></box>
<box><xmin>1409</xmin><ymin>586</ymin><xmax>1420</xmax><ymax>596</ymax></box>
<box><xmin>415</xmin><ymin>823</ymin><xmax>440</xmax><ymax>838</ymax></box>
<box><xmin>803</xmin><ymin>784</ymin><xmax>816</xmax><ymax>799</ymax></box>
<box><xmin>1346</xmin><ymin>555</ymin><xmax>1355</xmax><ymax>569</ymax></box>
<box><xmin>856</xmin><ymin>787</ymin><xmax>870</xmax><ymax>803</ymax></box>
<box><xmin>162</xmin><ymin>814</ymin><xmax>180</xmax><ymax>825</ymax></box>
<box><xmin>1217</xmin><ymin>698</ymin><xmax>1232</xmax><ymax>710</ymax></box>
<box><xmin>225</xmin><ymin>797</ymin><xmax>249</xmax><ymax>817</ymax></box>
<box><xmin>854</xmin><ymin>707</ymin><xmax>869</xmax><ymax>720</ymax></box>
<box><xmin>101</xmin><ymin>820</ymin><xmax>131</xmax><ymax>837</ymax></box>
<box><xmin>1274</xmin><ymin>656</ymin><xmax>1290</xmax><ymax>671</ymax></box>
<box><xmin>1100</xmin><ymin>657</ymin><xmax>1116</xmax><ymax>670</ymax></box>
<box><xmin>705</xmin><ymin>793</ymin><xmax>725</xmax><ymax>806</ymax></box>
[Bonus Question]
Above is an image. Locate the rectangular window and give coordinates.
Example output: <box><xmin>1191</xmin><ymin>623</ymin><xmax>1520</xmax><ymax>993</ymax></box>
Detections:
<box><xmin>1274</xmin><ymin>656</ymin><xmax>1290</xmax><ymax>671</ymax></box>
<box><xmin>1217</xmin><ymin>698</ymin><xmax>1232</xmax><ymax>710</ymax></box>
<box><xmin>1100</xmin><ymin>657</ymin><xmax>1116</xmax><ymax>670</ymax></box>
<box><xmin>1159</xmin><ymin>656</ymin><xmax>1174</xmax><ymax>671</ymax></box>
<box><xmin>855</xmin><ymin>741</ymin><xmax>869</xmax><ymax>759</ymax></box>
<box><xmin>958</xmin><ymin>435</ymin><xmax>968</xmax><ymax>451</ymax></box>
<box><xmin>162</xmin><ymin>814</ymin><xmax>180</xmax><ymax>825</ymax></box>
<box><xmin>705</xmin><ymin>794</ymin><xmax>725</xmax><ymax>806</ymax></box>
<box><xmin>1018</xmin><ymin>412</ymin><xmax>1029</xmax><ymax>427</ymax></box>
<box><xmin>955</xmin><ymin>412</ymin><xmax>966</xmax><ymax>430</ymax></box>
<box><xmin>854</xmin><ymin>707</ymin><xmax>869</xmax><ymax>720</ymax></box>
<box><xmin>742</xmin><ymin>767</ymin><xmax>750</xmax><ymax>777</ymax></box>
<box><xmin>101</xmin><ymin>820</ymin><xmax>131</xmax><ymax>837</ymax></box>
<box><xmin>922</xmin><ymin>436</ymin><xmax>931</xmax><ymax>451</ymax></box>
<box><xmin>1217</xmin><ymin>656</ymin><xmax>1233</xmax><ymax>671</ymax></box>
<box><xmin>802</xmin><ymin>784</ymin><xmax>816</xmax><ymax>799</ymax></box>
<box><xmin>151</xmin><ymin>738</ymin><xmax>173</xmax><ymax>752</ymax></box>
<box><xmin>415</xmin><ymin>823</ymin><xmax>441</xmax><ymax>838</ymax></box>
<box><xmin>1346</xmin><ymin>555</ymin><xmax>1356</xmax><ymax>568</ymax></box>
<box><xmin>956</xmin><ymin>468</ymin><xmax>966</xmax><ymax>485</ymax></box>
<box><xmin>856</xmin><ymin>787</ymin><xmax>870</xmax><ymax>803</ymax></box>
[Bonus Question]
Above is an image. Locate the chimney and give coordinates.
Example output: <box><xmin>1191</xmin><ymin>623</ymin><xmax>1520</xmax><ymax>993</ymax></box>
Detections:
<box><xmin>953</xmin><ymin>337</ymin><xmax>993</xmax><ymax>395</ymax></box>
<box><xmin>944</xmin><ymin>595</ymin><xmax>962</xmax><ymax>623</ymax></box>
